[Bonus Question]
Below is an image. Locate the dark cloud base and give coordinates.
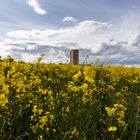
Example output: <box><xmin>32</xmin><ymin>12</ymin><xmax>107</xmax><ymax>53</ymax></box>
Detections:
<box><xmin>1</xmin><ymin>34</ymin><xmax>140</xmax><ymax>66</ymax></box>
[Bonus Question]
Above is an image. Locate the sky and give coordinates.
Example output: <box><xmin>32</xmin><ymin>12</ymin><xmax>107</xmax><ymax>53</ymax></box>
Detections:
<box><xmin>0</xmin><ymin>0</ymin><xmax>140</xmax><ymax>66</ymax></box>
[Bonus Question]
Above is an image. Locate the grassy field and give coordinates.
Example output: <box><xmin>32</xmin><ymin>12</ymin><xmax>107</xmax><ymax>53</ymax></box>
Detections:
<box><xmin>0</xmin><ymin>58</ymin><xmax>140</xmax><ymax>139</ymax></box>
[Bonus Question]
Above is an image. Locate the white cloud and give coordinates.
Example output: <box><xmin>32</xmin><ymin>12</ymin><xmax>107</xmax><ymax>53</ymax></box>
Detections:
<box><xmin>3</xmin><ymin>9</ymin><xmax>140</xmax><ymax>66</ymax></box>
<box><xmin>92</xmin><ymin>33</ymin><xmax>140</xmax><ymax>65</ymax></box>
<box><xmin>62</xmin><ymin>16</ymin><xmax>77</xmax><ymax>23</ymax></box>
<box><xmin>4</xmin><ymin>20</ymin><xmax>112</xmax><ymax>63</ymax></box>
<box><xmin>7</xmin><ymin>20</ymin><xmax>111</xmax><ymax>42</ymax></box>
<box><xmin>27</xmin><ymin>0</ymin><xmax>46</xmax><ymax>15</ymax></box>
<box><xmin>1</xmin><ymin>31</ymin><xmax>140</xmax><ymax>66</ymax></box>
<box><xmin>137</xmin><ymin>24</ymin><xmax>140</xmax><ymax>29</ymax></box>
<box><xmin>0</xmin><ymin>41</ymin><xmax>70</xmax><ymax>63</ymax></box>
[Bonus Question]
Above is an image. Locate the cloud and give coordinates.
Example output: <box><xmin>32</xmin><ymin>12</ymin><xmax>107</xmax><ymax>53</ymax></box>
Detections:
<box><xmin>0</xmin><ymin>41</ymin><xmax>73</xmax><ymax>63</ymax></box>
<box><xmin>62</xmin><ymin>16</ymin><xmax>77</xmax><ymax>23</ymax></box>
<box><xmin>92</xmin><ymin>33</ymin><xmax>140</xmax><ymax>65</ymax></box>
<box><xmin>136</xmin><ymin>24</ymin><xmax>140</xmax><ymax>29</ymax></box>
<box><xmin>3</xmin><ymin>10</ymin><xmax>140</xmax><ymax>66</ymax></box>
<box><xmin>0</xmin><ymin>40</ymin><xmax>97</xmax><ymax>64</ymax></box>
<box><xmin>27</xmin><ymin>0</ymin><xmax>46</xmax><ymax>15</ymax></box>
<box><xmin>1</xmin><ymin>31</ymin><xmax>140</xmax><ymax>66</ymax></box>
<box><xmin>95</xmin><ymin>42</ymin><xmax>128</xmax><ymax>56</ymax></box>
<box><xmin>7</xmin><ymin>20</ymin><xmax>111</xmax><ymax>41</ymax></box>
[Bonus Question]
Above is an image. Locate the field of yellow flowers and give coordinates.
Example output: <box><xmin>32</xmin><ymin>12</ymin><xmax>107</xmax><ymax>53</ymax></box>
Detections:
<box><xmin>0</xmin><ymin>57</ymin><xmax>140</xmax><ymax>139</ymax></box>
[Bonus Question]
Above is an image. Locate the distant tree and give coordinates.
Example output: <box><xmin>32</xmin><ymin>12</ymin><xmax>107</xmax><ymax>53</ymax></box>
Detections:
<box><xmin>3</xmin><ymin>55</ymin><xmax>14</xmax><ymax>62</ymax></box>
<box><xmin>37</xmin><ymin>54</ymin><xmax>45</xmax><ymax>63</ymax></box>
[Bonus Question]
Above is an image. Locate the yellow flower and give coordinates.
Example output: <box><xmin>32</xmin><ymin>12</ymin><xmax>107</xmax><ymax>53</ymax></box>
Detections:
<box><xmin>81</xmin><ymin>83</ymin><xmax>88</xmax><ymax>91</ymax></box>
<box><xmin>118</xmin><ymin>110</ymin><xmax>125</xmax><ymax>118</ymax></box>
<box><xmin>0</xmin><ymin>94</ymin><xmax>8</xmax><ymax>106</ymax></box>
<box><xmin>30</xmin><ymin>115</ymin><xmax>34</xmax><ymax>121</ymax></box>
<box><xmin>71</xmin><ymin>127</ymin><xmax>77</xmax><ymax>135</ymax></box>
<box><xmin>84</xmin><ymin>76</ymin><xmax>94</xmax><ymax>83</ymax></box>
<box><xmin>114</xmin><ymin>103</ymin><xmax>123</xmax><ymax>109</ymax></box>
<box><xmin>38</xmin><ymin>135</ymin><xmax>43</xmax><ymax>140</ymax></box>
<box><xmin>39</xmin><ymin>115</ymin><xmax>48</xmax><ymax>124</ymax></box>
<box><xmin>82</xmin><ymin>95</ymin><xmax>89</xmax><ymax>104</ymax></box>
<box><xmin>105</xmin><ymin>107</ymin><xmax>116</xmax><ymax>116</ymax></box>
<box><xmin>66</xmin><ymin>106</ymin><xmax>70</xmax><ymax>112</ymax></box>
<box><xmin>117</xmin><ymin>118</ymin><xmax>125</xmax><ymax>126</ymax></box>
<box><xmin>108</xmin><ymin>126</ymin><xmax>117</xmax><ymax>132</ymax></box>
<box><xmin>62</xmin><ymin>107</ymin><xmax>65</xmax><ymax>112</ymax></box>
<box><xmin>73</xmin><ymin>71</ymin><xmax>82</xmax><ymax>81</ymax></box>
<box><xmin>2</xmin><ymin>84</ymin><xmax>9</xmax><ymax>95</ymax></box>
<box><xmin>46</xmin><ymin>127</ymin><xmax>50</xmax><ymax>133</ymax></box>
<box><xmin>38</xmin><ymin>109</ymin><xmax>43</xmax><ymax>115</ymax></box>
<box><xmin>52</xmin><ymin>128</ymin><xmax>56</xmax><ymax>133</ymax></box>
<box><xmin>32</xmin><ymin>105</ymin><xmax>38</xmax><ymax>114</ymax></box>
<box><xmin>31</xmin><ymin>126</ymin><xmax>36</xmax><ymax>133</ymax></box>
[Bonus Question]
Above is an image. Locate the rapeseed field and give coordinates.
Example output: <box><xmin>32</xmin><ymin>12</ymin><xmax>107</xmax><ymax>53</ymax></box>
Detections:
<box><xmin>0</xmin><ymin>57</ymin><xmax>140</xmax><ymax>139</ymax></box>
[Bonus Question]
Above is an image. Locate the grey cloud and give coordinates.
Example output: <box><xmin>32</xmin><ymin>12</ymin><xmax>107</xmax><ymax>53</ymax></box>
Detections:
<box><xmin>92</xmin><ymin>34</ymin><xmax>140</xmax><ymax>65</ymax></box>
<box><xmin>6</xmin><ymin>42</ymin><xmax>71</xmax><ymax>63</ymax></box>
<box><xmin>131</xmin><ymin>34</ymin><xmax>140</xmax><ymax>47</ymax></box>
<box><xmin>2</xmin><ymin>32</ymin><xmax>140</xmax><ymax>66</ymax></box>
<box><xmin>3</xmin><ymin>41</ymin><xmax>95</xmax><ymax>64</ymax></box>
<box><xmin>95</xmin><ymin>43</ymin><xmax>127</xmax><ymax>56</ymax></box>
<box><xmin>47</xmin><ymin>33</ymin><xmax>61</xmax><ymax>38</ymax></box>
<box><xmin>57</xmin><ymin>42</ymin><xmax>80</xmax><ymax>49</ymax></box>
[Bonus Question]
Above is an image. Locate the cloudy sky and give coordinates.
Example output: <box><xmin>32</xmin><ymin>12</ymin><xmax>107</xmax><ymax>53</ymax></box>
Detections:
<box><xmin>0</xmin><ymin>0</ymin><xmax>140</xmax><ymax>65</ymax></box>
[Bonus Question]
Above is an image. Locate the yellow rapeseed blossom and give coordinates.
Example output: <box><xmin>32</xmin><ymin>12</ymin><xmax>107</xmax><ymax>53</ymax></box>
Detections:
<box><xmin>52</xmin><ymin>128</ymin><xmax>56</xmax><ymax>133</ymax></box>
<box><xmin>38</xmin><ymin>135</ymin><xmax>43</xmax><ymax>140</ymax></box>
<box><xmin>108</xmin><ymin>126</ymin><xmax>117</xmax><ymax>132</ymax></box>
<box><xmin>117</xmin><ymin>118</ymin><xmax>125</xmax><ymax>126</ymax></box>
<box><xmin>1</xmin><ymin>59</ymin><xmax>140</xmax><ymax>139</ymax></box>
<box><xmin>114</xmin><ymin>103</ymin><xmax>124</xmax><ymax>109</ymax></box>
<box><xmin>67</xmin><ymin>83</ymin><xmax>80</xmax><ymax>92</ymax></box>
<box><xmin>39</xmin><ymin>115</ymin><xmax>48</xmax><ymax>124</ymax></box>
<box><xmin>71</xmin><ymin>127</ymin><xmax>78</xmax><ymax>135</ymax></box>
<box><xmin>81</xmin><ymin>83</ymin><xmax>88</xmax><ymax>91</ymax></box>
<box><xmin>66</xmin><ymin>106</ymin><xmax>70</xmax><ymax>112</ymax></box>
<box><xmin>46</xmin><ymin>127</ymin><xmax>50</xmax><ymax>133</ymax></box>
<box><xmin>105</xmin><ymin>107</ymin><xmax>116</xmax><ymax>116</ymax></box>
<box><xmin>73</xmin><ymin>71</ymin><xmax>82</xmax><ymax>81</ymax></box>
<box><xmin>0</xmin><ymin>94</ymin><xmax>8</xmax><ymax>106</ymax></box>
<box><xmin>2</xmin><ymin>84</ymin><xmax>9</xmax><ymax>95</ymax></box>
<box><xmin>84</xmin><ymin>75</ymin><xmax>95</xmax><ymax>83</ymax></box>
<box><xmin>32</xmin><ymin>105</ymin><xmax>38</xmax><ymax>114</ymax></box>
<box><xmin>32</xmin><ymin>105</ymin><xmax>43</xmax><ymax>114</ymax></box>
<box><xmin>82</xmin><ymin>95</ymin><xmax>89</xmax><ymax>104</ymax></box>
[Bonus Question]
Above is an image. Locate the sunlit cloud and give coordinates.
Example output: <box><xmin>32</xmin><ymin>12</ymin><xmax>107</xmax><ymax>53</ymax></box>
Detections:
<box><xmin>27</xmin><ymin>0</ymin><xmax>46</xmax><ymax>15</ymax></box>
<box><xmin>7</xmin><ymin>20</ymin><xmax>111</xmax><ymax>41</ymax></box>
<box><xmin>62</xmin><ymin>16</ymin><xmax>77</xmax><ymax>23</ymax></box>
